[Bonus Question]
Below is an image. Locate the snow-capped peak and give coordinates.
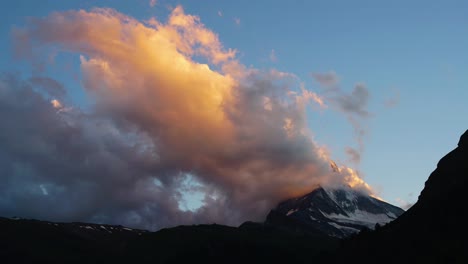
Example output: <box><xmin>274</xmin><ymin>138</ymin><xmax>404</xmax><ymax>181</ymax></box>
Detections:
<box><xmin>266</xmin><ymin>186</ymin><xmax>404</xmax><ymax>238</ymax></box>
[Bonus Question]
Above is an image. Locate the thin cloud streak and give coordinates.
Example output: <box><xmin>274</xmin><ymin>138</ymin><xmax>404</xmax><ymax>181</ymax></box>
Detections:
<box><xmin>312</xmin><ymin>71</ymin><xmax>371</xmax><ymax>168</ymax></box>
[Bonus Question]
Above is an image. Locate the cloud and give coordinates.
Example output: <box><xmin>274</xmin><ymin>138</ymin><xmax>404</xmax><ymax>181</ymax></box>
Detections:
<box><xmin>149</xmin><ymin>0</ymin><xmax>157</xmax><ymax>7</ymax></box>
<box><xmin>217</xmin><ymin>11</ymin><xmax>223</xmax><ymax>17</ymax></box>
<box><xmin>311</xmin><ymin>71</ymin><xmax>340</xmax><ymax>88</ymax></box>
<box><xmin>234</xmin><ymin>17</ymin><xmax>241</xmax><ymax>25</ymax></box>
<box><xmin>4</xmin><ymin>6</ymin><xmax>374</xmax><ymax>230</ymax></box>
<box><xmin>336</xmin><ymin>82</ymin><xmax>370</xmax><ymax>118</ymax></box>
<box><xmin>312</xmin><ymin>71</ymin><xmax>371</xmax><ymax>165</ymax></box>
<box><xmin>345</xmin><ymin>146</ymin><xmax>361</xmax><ymax>164</ymax></box>
<box><xmin>294</xmin><ymin>86</ymin><xmax>326</xmax><ymax>109</ymax></box>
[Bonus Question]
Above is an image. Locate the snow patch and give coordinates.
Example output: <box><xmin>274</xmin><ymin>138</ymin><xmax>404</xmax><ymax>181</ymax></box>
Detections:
<box><xmin>322</xmin><ymin>209</ymin><xmax>394</xmax><ymax>229</ymax></box>
<box><xmin>286</xmin><ymin>209</ymin><xmax>298</xmax><ymax>216</ymax></box>
<box><xmin>386</xmin><ymin>211</ymin><xmax>397</xmax><ymax>219</ymax></box>
<box><xmin>329</xmin><ymin>222</ymin><xmax>360</xmax><ymax>234</ymax></box>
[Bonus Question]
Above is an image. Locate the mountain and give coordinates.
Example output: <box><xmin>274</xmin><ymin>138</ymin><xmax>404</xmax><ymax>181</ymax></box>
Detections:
<box><xmin>0</xmin><ymin>217</ymin><xmax>149</xmax><ymax>263</ymax></box>
<box><xmin>0</xmin><ymin>216</ymin><xmax>339</xmax><ymax>264</ymax></box>
<box><xmin>266</xmin><ymin>186</ymin><xmax>404</xmax><ymax>238</ymax></box>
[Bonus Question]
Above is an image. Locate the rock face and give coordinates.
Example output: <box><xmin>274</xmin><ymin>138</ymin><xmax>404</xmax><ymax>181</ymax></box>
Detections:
<box><xmin>393</xmin><ymin>129</ymin><xmax>468</xmax><ymax>230</ymax></box>
<box><xmin>335</xmin><ymin>130</ymin><xmax>468</xmax><ymax>263</ymax></box>
<box><xmin>417</xmin><ymin>130</ymin><xmax>468</xmax><ymax>211</ymax></box>
<box><xmin>266</xmin><ymin>186</ymin><xmax>404</xmax><ymax>238</ymax></box>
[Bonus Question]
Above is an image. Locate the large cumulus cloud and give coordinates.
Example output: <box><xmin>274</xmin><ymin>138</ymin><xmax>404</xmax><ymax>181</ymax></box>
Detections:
<box><xmin>1</xmin><ymin>6</ymin><xmax>373</xmax><ymax>229</ymax></box>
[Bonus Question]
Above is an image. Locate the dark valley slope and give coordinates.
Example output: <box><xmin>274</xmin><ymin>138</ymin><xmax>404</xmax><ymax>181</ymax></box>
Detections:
<box><xmin>0</xmin><ymin>217</ymin><xmax>338</xmax><ymax>264</ymax></box>
<box><xmin>333</xmin><ymin>130</ymin><xmax>468</xmax><ymax>263</ymax></box>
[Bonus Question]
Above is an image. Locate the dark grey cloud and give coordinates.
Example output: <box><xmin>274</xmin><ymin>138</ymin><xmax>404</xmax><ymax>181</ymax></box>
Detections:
<box><xmin>0</xmin><ymin>74</ymin><xmax>203</xmax><ymax>229</ymax></box>
<box><xmin>345</xmin><ymin>146</ymin><xmax>361</xmax><ymax>164</ymax></box>
<box><xmin>311</xmin><ymin>71</ymin><xmax>340</xmax><ymax>88</ymax></box>
<box><xmin>334</xmin><ymin>83</ymin><xmax>370</xmax><ymax>118</ymax></box>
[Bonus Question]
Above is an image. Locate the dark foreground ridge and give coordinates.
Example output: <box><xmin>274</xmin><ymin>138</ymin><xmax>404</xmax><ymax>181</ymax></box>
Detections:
<box><xmin>1</xmin><ymin>130</ymin><xmax>467</xmax><ymax>263</ymax></box>
<box><xmin>332</xmin><ymin>129</ymin><xmax>468</xmax><ymax>263</ymax></box>
<box><xmin>0</xmin><ymin>217</ymin><xmax>339</xmax><ymax>263</ymax></box>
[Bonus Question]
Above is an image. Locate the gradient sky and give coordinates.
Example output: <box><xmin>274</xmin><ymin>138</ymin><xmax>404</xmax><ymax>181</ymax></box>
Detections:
<box><xmin>1</xmin><ymin>0</ymin><xmax>467</xmax><ymax>227</ymax></box>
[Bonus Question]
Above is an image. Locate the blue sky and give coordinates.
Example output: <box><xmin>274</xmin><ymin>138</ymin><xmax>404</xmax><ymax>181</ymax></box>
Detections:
<box><xmin>1</xmin><ymin>0</ymin><xmax>467</xmax><ymax>214</ymax></box>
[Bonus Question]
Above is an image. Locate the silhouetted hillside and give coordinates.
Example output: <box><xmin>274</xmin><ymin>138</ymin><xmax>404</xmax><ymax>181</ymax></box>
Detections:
<box><xmin>0</xmin><ymin>217</ymin><xmax>339</xmax><ymax>263</ymax></box>
<box><xmin>334</xmin><ymin>130</ymin><xmax>468</xmax><ymax>263</ymax></box>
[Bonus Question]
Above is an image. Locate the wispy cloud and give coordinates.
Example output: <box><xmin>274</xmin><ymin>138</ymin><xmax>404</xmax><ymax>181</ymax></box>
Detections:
<box><xmin>312</xmin><ymin>71</ymin><xmax>371</xmax><ymax>166</ymax></box>
<box><xmin>345</xmin><ymin>146</ymin><xmax>361</xmax><ymax>164</ymax></box>
<box><xmin>312</xmin><ymin>71</ymin><xmax>340</xmax><ymax>88</ymax></box>
<box><xmin>149</xmin><ymin>0</ymin><xmax>157</xmax><ymax>7</ymax></box>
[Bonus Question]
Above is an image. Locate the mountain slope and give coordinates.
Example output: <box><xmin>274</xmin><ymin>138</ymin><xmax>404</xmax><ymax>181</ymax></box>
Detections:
<box><xmin>0</xmin><ymin>217</ymin><xmax>148</xmax><ymax>263</ymax></box>
<box><xmin>334</xmin><ymin>129</ymin><xmax>468</xmax><ymax>263</ymax></box>
<box><xmin>266</xmin><ymin>186</ymin><xmax>404</xmax><ymax>238</ymax></box>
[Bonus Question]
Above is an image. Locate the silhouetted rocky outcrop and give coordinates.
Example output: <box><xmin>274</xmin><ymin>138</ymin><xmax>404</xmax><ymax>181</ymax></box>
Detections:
<box><xmin>334</xmin><ymin>130</ymin><xmax>468</xmax><ymax>263</ymax></box>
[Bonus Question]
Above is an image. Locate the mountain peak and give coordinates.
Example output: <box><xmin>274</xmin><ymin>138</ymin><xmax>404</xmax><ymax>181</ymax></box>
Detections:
<box><xmin>266</xmin><ymin>186</ymin><xmax>404</xmax><ymax>238</ymax></box>
<box><xmin>458</xmin><ymin>129</ymin><xmax>468</xmax><ymax>147</ymax></box>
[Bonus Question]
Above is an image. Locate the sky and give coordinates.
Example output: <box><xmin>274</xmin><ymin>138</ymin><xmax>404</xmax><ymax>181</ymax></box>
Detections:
<box><xmin>0</xmin><ymin>0</ymin><xmax>467</xmax><ymax>229</ymax></box>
